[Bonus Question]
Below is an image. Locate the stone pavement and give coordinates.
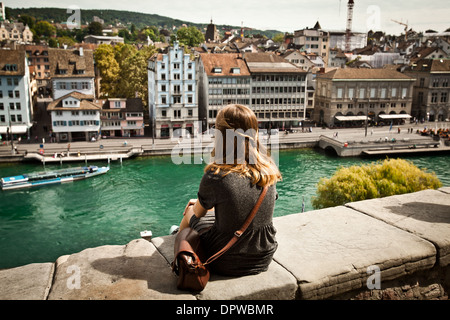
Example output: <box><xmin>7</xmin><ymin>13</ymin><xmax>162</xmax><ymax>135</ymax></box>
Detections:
<box><xmin>0</xmin><ymin>188</ymin><xmax>448</xmax><ymax>300</ymax></box>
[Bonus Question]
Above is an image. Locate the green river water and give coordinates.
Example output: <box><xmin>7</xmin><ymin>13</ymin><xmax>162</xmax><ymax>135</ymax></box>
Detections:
<box><xmin>0</xmin><ymin>149</ymin><xmax>449</xmax><ymax>269</ymax></box>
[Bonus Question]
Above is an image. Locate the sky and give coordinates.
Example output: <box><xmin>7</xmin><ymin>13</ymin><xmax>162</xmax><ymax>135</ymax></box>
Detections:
<box><xmin>6</xmin><ymin>0</ymin><xmax>450</xmax><ymax>35</ymax></box>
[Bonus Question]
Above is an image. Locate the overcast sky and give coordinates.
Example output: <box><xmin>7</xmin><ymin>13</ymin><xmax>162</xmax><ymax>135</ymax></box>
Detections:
<box><xmin>6</xmin><ymin>0</ymin><xmax>450</xmax><ymax>35</ymax></box>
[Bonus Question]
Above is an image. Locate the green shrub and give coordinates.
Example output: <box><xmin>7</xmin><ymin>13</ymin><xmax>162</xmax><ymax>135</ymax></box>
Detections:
<box><xmin>311</xmin><ymin>159</ymin><xmax>442</xmax><ymax>209</ymax></box>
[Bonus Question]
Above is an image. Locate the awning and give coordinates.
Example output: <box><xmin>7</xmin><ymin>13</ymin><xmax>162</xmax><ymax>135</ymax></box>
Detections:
<box><xmin>335</xmin><ymin>116</ymin><xmax>370</xmax><ymax>121</ymax></box>
<box><xmin>379</xmin><ymin>114</ymin><xmax>412</xmax><ymax>119</ymax></box>
<box><xmin>0</xmin><ymin>125</ymin><xmax>30</xmax><ymax>134</ymax></box>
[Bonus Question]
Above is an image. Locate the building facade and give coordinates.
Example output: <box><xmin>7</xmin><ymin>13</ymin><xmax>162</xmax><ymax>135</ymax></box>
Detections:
<box><xmin>197</xmin><ymin>52</ymin><xmax>308</xmax><ymax>130</ymax></box>
<box><xmin>25</xmin><ymin>45</ymin><xmax>51</xmax><ymax>97</ymax></box>
<box><xmin>0</xmin><ymin>49</ymin><xmax>33</xmax><ymax>140</ymax></box>
<box><xmin>244</xmin><ymin>52</ymin><xmax>308</xmax><ymax>130</ymax></box>
<box><xmin>314</xmin><ymin>68</ymin><xmax>415</xmax><ymax>127</ymax></box>
<box><xmin>197</xmin><ymin>53</ymin><xmax>251</xmax><ymax>129</ymax></box>
<box><xmin>49</xmin><ymin>48</ymin><xmax>96</xmax><ymax>100</ymax></box>
<box><xmin>100</xmin><ymin>98</ymin><xmax>145</xmax><ymax>137</ymax></box>
<box><xmin>0</xmin><ymin>22</ymin><xmax>33</xmax><ymax>43</ymax></box>
<box><xmin>148</xmin><ymin>41</ymin><xmax>198</xmax><ymax>138</ymax></box>
<box><xmin>404</xmin><ymin>59</ymin><xmax>450</xmax><ymax>122</ymax></box>
<box><xmin>47</xmin><ymin>92</ymin><xmax>101</xmax><ymax>142</ymax></box>
<box><xmin>293</xmin><ymin>23</ymin><xmax>330</xmax><ymax>65</ymax></box>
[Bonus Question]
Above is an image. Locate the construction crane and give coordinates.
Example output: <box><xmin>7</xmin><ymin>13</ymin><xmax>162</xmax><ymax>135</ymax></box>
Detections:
<box><xmin>345</xmin><ymin>0</ymin><xmax>355</xmax><ymax>52</ymax></box>
<box><xmin>392</xmin><ymin>19</ymin><xmax>409</xmax><ymax>41</ymax></box>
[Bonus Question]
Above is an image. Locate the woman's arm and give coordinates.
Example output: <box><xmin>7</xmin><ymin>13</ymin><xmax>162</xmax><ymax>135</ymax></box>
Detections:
<box><xmin>179</xmin><ymin>199</ymin><xmax>208</xmax><ymax>232</ymax></box>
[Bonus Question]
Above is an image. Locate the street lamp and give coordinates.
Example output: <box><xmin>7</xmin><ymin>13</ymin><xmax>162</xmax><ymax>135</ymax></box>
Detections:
<box><xmin>365</xmin><ymin>99</ymin><xmax>369</xmax><ymax>137</ymax></box>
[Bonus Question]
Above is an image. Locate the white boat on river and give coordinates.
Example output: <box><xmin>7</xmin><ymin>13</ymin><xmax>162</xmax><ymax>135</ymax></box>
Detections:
<box><xmin>0</xmin><ymin>166</ymin><xmax>110</xmax><ymax>190</ymax></box>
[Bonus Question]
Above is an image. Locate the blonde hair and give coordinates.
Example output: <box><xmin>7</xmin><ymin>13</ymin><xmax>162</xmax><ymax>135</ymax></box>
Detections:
<box><xmin>205</xmin><ymin>104</ymin><xmax>281</xmax><ymax>187</ymax></box>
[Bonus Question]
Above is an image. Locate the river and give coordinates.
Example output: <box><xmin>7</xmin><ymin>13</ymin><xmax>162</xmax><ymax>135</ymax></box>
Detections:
<box><xmin>0</xmin><ymin>149</ymin><xmax>448</xmax><ymax>269</ymax></box>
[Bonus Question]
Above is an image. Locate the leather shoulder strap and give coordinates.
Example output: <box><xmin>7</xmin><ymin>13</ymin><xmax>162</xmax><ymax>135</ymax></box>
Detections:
<box><xmin>204</xmin><ymin>186</ymin><xmax>269</xmax><ymax>265</ymax></box>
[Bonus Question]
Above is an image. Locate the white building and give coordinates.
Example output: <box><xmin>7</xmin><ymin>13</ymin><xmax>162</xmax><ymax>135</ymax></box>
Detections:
<box><xmin>0</xmin><ymin>49</ymin><xmax>33</xmax><ymax>140</ymax></box>
<box><xmin>328</xmin><ymin>31</ymin><xmax>368</xmax><ymax>52</ymax></box>
<box><xmin>47</xmin><ymin>92</ymin><xmax>101</xmax><ymax>142</ymax></box>
<box><xmin>49</xmin><ymin>48</ymin><xmax>96</xmax><ymax>100</ymax></box>
<box><xmin>148</xmin><ymin>41</ymin><xmax>198</xmax><ymax>138</ymax></box>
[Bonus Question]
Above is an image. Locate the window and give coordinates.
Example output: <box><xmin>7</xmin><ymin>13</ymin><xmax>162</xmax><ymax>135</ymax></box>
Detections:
<box><xmin>380</xmin><ymin>88</ymin><xmax>386</xmax><ymax>99</ymax></box>
<box><xmin>391</xmin><ymin>87</ymin><xmax>397</xmax><ymax>97</ymax></box>
<box><xmin>441</xmin><ymin>92</ymin><xmax>448</xmax><ymax>103</ymax></box>
<box><xmin>173</xmin><ymin>73</ymin><xmax>180</xmax><ymax>80</ymax></box>
<box><xmin>337</xmin><ymin>88</ymin><xmax>343</xmax><ymax>98</ymax></box>
<box><xmin>348</xmin><ymin>88</ymin><xmax>354</xmax><ymax>99</ymax></box>
<box><xmin>402</xmin><ymin>88</ymin><xmax>407</xmax><ymax>98</ymax></box>
<box><xmin>81</xmin><ymin>82</ymin><xmax>89</xmax><ymax>89</ymax></box>
<box><xmin>432</xmin><ymin>79</ymin><xmax>439</xmax><ymax>87</ymax></box>
<box><xmin>16</xmin><ymin>103</ymin><xmax>21</xmax><ymax>110</ymax></box>
<box><xmin>431</xmin><ymin>92</ymin><xmax>438</xmax><ymax>103</ymax></box>
<box><xmin>173</xmin><ymin>63</ymin><xmax>180</xmax><ymax>69</ymax></box>
<box><xmin>370</xmin><ymin>88</ymin><xmax>376</xmax><ymax>98</ymax></box>
<box><xmin>359</xmin><ymin>88</ymin><xmax>365</xmax><ymax>99</ymax></box>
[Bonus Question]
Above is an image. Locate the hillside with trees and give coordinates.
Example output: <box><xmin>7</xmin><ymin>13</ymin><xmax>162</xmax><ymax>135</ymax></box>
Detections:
<box><xmin>7</xmin><ymin>7</ymin><xmax>282</xmax><ymax>39</ymax></box>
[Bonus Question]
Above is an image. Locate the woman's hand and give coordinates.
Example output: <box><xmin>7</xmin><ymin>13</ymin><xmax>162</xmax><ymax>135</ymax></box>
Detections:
<box><xmin>179</xmin><ymin>199</ymin><xmax>208</xmax><ymax>232</ymax></box>
<box><xmin>183</xmin><ymin>199</ymin><xmax>197</xmax><ymax>216</ymax></box>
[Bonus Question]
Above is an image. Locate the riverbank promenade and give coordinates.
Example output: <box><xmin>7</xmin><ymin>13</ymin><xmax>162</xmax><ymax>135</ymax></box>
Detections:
<box><xmin>1</xmin><ymin>121</ymin><xmax>450</xmax><ymax>163</ymax></box>
<box><xmin>0</xmin><ymin>187</ymin><xmax>449</xmax><ymax>300</ymax></box>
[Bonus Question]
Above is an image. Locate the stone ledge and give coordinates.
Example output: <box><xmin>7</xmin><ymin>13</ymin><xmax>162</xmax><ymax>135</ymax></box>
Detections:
<box><xmin>346</xmin><ymin>189</ymin><xmax>450</xmax><ymax>267</ymax></box>
<box><xmin>0</xmin><ymin>189</ymin><xmax>448</xmax><ymax>300</ymax></box>
<box><xmin>0</xmin><ymin>263</ymin><xmax>54</xmax><ymax>300</ymax></box>
<box><xmin>272</xmin><ymin>206</ymin><xmax>437</xmax><ymax>300</ymax></box>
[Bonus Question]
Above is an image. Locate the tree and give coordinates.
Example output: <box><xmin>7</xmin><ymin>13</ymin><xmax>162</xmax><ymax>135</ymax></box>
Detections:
<box><xmin>33</xmin><ymin>20</ymin><xmax>56</xmax><ymax>37</ymax></box>
<box><xmin>272</xmin><ymin>33</ymin><xmax>285</xmax><ymax>43</ymax></box>
<box><xmin>87</xmin><ymin>21</ymin><xmax>103</xmax><ymax>36</ymax></box>
<box><xmin>175</xmin><ymin>26</ymin><xmax>204</xmax><ymax>47</ymax></box>
<box><xmin>311</xmin><ymin>159</ymin><xmax>442</xmax><ymax>209</ymax></box>
<box><xmin>94</xmin><ymin>44</ymin><xmax>121</xmax><ymax>97</ymax></box>
<box><xmin>94</xmin><ymin>43</ymin><xmax>156</xmax><ymax>105</ymax></box>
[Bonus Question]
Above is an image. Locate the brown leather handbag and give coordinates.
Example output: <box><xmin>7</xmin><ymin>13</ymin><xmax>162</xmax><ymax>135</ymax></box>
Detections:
<box><xmin>171</xmin><ymin>186</ymin><xmax>268</xmax><ymax>291</ymax></box>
